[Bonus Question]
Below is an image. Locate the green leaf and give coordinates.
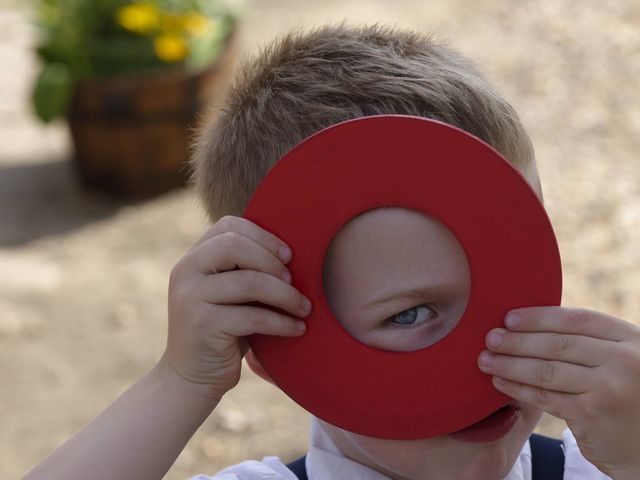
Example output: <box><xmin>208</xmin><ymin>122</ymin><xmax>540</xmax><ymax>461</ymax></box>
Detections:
<box><xmin>32</xmin><ymin>62</ymin><xmax>74</xmax><ymax>123</ymax></box>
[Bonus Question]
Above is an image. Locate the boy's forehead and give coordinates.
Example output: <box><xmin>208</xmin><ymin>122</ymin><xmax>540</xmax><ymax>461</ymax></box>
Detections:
<box><xmin>332</xmin><ymin>206</ymin><xmax>456</xmax><ymax>240</ymax></box>
<box><xmin>324</xmin><ymin>207</ymin><xmax>470</xmax><ymax>310</ymax></box>
<box><xmin>327</xmin><ymin>208</ymin><xmax>466</xmax><ymax>267</ymax></box>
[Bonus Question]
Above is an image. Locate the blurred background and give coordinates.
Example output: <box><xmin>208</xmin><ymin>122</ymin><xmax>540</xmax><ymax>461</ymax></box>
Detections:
<box><xmin>1</xmin><ymin>0</ymin><xmax>639</xmax><ymax>478</ymax></box>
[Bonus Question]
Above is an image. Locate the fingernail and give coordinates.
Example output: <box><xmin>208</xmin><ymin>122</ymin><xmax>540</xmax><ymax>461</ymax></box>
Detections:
<box><xmin>281</xmin><ymin>269</ymin><xmax>292</xmax><ymax>283</ymax></box>
<box><xmin>487</xmin><ymin>330</ymin><xmax>504</xmax><ymax>348</ymax></box>
<box><xmin>301</xmin><ymin>297</ymin><xmax>312</xmax><ymax>314</ymax></box>
<box><xmin>296</xmin><ymin>321</ymin><xmax>306</xmax><ymax>333</ymax></box>
<box><xmin>506</xmin><ymin>312</ymin><xmax>521</xmax><ymax>329</ymax></box>
<box><xmin>479</xmin><ymin>351</ymin><xmax>494</xmax><ymax>367</ymax></box>
<box><xmin>278</xmin><ymin>245</ymin><xmax>292</xmax><ymax>262</ymax></box>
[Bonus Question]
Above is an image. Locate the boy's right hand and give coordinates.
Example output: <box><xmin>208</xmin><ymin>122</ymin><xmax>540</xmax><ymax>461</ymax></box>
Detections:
<box><xmin>163</xmin><ymin>216</ymin><xmax>310</xmax><ymax>401</ymax></box>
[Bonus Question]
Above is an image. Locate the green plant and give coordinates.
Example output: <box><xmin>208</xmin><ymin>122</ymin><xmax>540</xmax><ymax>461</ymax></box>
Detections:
<box><xmin>32</xmin><ymin>0</ymin><xmax>238</xmax><ymax>122</ymax></box>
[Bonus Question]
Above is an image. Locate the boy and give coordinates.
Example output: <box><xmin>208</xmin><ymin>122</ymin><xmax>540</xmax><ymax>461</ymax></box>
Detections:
<box><xmin>24</xmin><ymin>24</ymin><xmax>640</xmax><ymax>480</ymax></box>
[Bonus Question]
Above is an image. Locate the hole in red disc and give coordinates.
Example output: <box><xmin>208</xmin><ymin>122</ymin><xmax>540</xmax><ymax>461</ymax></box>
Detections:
<box><xmin>322</xmin><ymin>207</ymin><xmax>471</xmax><ymax>352</ymax></box>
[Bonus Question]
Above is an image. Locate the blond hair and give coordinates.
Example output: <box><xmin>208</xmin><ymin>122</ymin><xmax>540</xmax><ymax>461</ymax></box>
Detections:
<box><xmin>191</xmin><ymin>24</ymin><xmax>540</xmax><ymax>221</ymax></box>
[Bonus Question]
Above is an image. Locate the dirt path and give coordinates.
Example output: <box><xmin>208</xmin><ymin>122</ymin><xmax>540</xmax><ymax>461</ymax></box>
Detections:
<box><xmin>1</xmin><ymin>1</ymin><xmax>638</xmax><ymax>478</ymax></box>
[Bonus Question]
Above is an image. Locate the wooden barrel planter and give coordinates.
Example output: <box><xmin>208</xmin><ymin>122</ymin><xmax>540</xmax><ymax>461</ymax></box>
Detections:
<box><xmin>66</xmin><ymin>29</ymin><xmax>237</xmax><ymax>199</ymax></box>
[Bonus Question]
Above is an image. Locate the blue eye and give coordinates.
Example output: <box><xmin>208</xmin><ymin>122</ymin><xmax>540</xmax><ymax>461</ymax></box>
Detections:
<box><xmin>388</xmin><ymin>305</ymin><xmax>437</xmax><ymax>328</ymax></box>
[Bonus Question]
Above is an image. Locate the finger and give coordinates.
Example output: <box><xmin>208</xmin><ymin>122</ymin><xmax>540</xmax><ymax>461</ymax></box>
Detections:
<box><xmin>193</xmin><ymin>216</ymin><xmax>292</xmax><ymax>263</ymax></box>
<box><xmin>505</xmin><ymin>306</ymin><xmax>633</xmax><ymax>342</ymax></box>
<box><xmin>485</xmin><ymin>329</ymin><xmax>607</xmax><ymax>367</ymax></box>
<box><xmin>490</xmin><ymin>376</ymin><xmax>579</xmax><ymax>420</ymax></box>
<box><xmin>197</xmin><ymin>270</ymin><xmax>311</xmax><ymax>318</ymax></box>
<box><xmin>478</xmin><ymin>351</ymin><xmax>592</xmax><ymax>394</ymax></box>
<box><xmin>185</xmin><ymin>232</ymin><xmax>291</xmax><ymax>281</ymax></box>
<box><xmin>209</xmin><ymin>304</ymin><xmax>306</xmax><ymax>338</ymax></box>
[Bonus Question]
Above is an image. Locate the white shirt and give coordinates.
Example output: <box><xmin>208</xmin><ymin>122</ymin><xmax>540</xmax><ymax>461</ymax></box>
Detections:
<box><xmin>189</xmin><ymin>417</ymin><xmax>612</xmax><ymax>480</ymax></box>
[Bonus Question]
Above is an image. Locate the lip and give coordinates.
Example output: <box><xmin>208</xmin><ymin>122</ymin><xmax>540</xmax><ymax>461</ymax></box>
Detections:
<box><xmin>448</xmin><ymin>403</ymin><xmax>520</xmax><ymax>443</ymax></box>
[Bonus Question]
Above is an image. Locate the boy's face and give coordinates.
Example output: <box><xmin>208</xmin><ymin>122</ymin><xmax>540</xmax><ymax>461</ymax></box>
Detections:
<box><xmin>321</xmin><ymin>207</ymin><xmax>542</xmax><ymax>479</ymax></box>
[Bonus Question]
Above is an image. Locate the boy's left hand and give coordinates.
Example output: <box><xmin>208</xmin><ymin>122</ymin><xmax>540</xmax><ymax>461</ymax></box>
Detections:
<box><xmin>477</xmin><ymin>306</ymin><xmax>640</xmax><ymax>480</ymax></box>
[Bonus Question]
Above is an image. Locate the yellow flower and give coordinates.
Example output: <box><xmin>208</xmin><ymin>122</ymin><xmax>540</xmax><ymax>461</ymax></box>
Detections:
<box><xmin>181</xmin><ymin>12</ymin><xmax>210</xmax><ymax>36</ymax></box>
<box><xmin>116</xmin><ymin>2</ymin><xmax>159</xmax><ymax>35</ymax></box>
<box><xmin>154</xmin><ymin>33</ymin><xmax>188</xmax><ymax>62</ymax></box>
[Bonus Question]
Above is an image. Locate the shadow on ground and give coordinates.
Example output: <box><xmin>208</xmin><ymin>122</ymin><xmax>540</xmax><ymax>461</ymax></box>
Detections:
<box><xmin>0</xmin><ymin>158</ymin><xmax>139</xmax><ymax>246</ymax></box>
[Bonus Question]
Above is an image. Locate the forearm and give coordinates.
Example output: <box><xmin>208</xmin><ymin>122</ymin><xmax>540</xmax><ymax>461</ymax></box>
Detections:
<box><xmin>24</xmin><ymin>355</ymin><xmax>220</xmax><ymax>480</ymax></box>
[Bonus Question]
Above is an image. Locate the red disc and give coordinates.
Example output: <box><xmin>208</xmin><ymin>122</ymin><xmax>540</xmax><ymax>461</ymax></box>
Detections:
<box><xmin>244</xmin><ymin>115</ymin><xmax>562</xmax><ymax>439</ymax></box>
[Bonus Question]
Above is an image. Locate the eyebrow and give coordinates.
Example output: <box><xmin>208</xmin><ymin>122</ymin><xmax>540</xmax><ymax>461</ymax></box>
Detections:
<box><xmin>363</xmin><ymin>284</ymin><xmax>458</xmax><ymax>309</ymax></box>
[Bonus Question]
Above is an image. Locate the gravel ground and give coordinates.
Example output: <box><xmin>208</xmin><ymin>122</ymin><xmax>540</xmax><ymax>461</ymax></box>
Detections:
<box><xmin>1</xmin><ymin>1</ymin><xmax>639</xmax><ymax>479</ymax></box>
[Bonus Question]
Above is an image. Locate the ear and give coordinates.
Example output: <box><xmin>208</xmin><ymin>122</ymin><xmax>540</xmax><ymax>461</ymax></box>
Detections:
<box><xmin>245</xmin><ymin>349</ymin><xmax>276</xmax><ymax>385</ymax></box>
